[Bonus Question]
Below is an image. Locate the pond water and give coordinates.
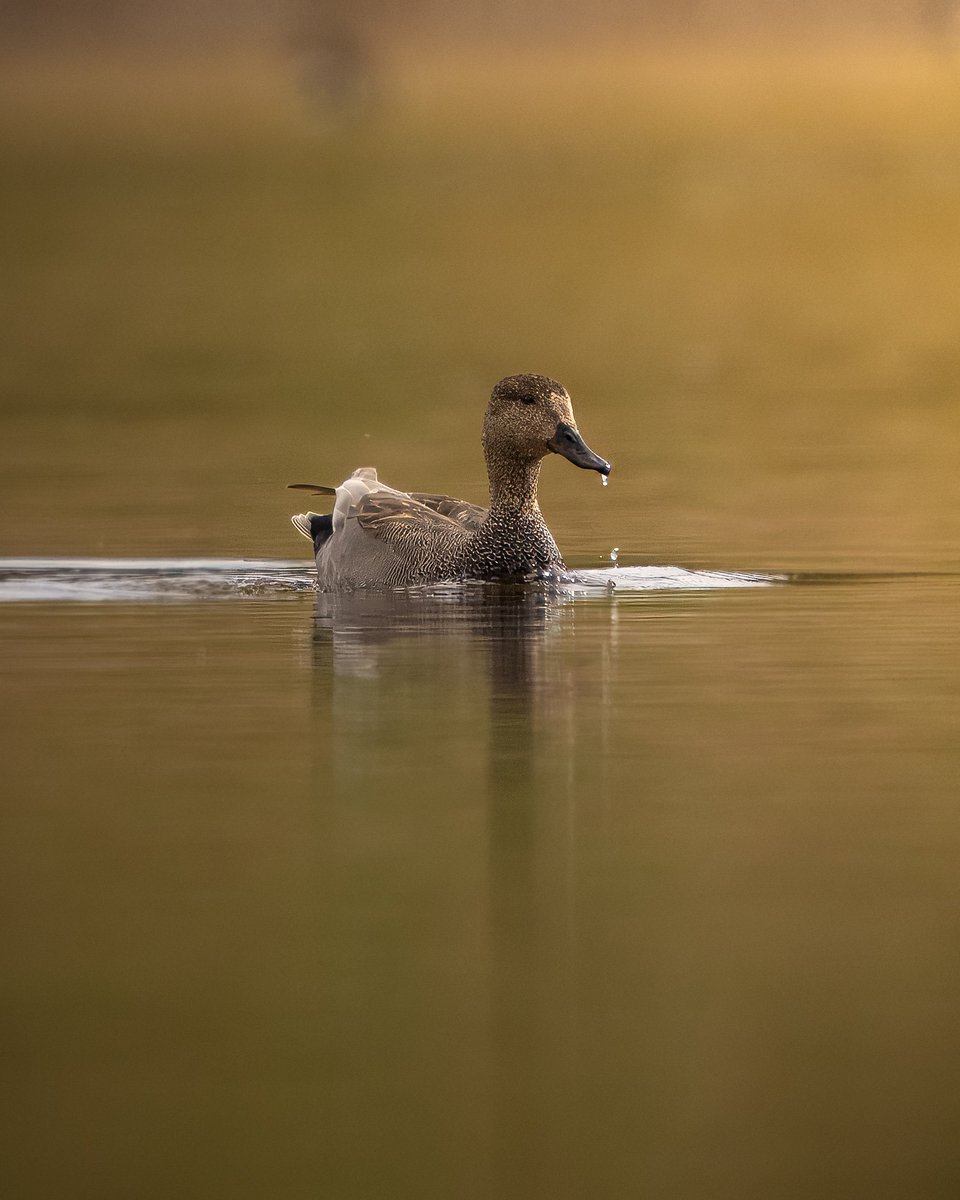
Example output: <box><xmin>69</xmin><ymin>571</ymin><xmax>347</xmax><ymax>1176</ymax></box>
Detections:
<box><xmin>3</xmin><ymin>555</ymin><xmax>959</xmax><ymax>1199</ymax></box>
<box><xmin>4</xmin><ymin>45</ymin><xmax>960</xmax><ymax>1200</ymax></box>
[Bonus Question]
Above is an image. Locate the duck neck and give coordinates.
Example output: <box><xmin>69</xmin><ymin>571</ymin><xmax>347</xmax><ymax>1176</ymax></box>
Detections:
<box><xmin>486</xmin><ymin>451</ymin><xmax>544</xmax><ymax>517</ymax></box>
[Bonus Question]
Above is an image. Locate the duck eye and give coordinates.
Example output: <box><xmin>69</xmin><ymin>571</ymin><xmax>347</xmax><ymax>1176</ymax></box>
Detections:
<box><xmin>518</xmin><ymin>394</ymin><xmax>536</xmax><ymax>406</ymax></box>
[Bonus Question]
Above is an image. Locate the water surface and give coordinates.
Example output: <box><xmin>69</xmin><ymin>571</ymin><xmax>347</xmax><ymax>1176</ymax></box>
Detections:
<box><xmin>4</xmin><ymin>44</ymin><xmax>960</xmax><ymax>1200</ymax></box>
<box><xmin>3</xmin><ymin>563</ymin><xmax>960</xmax><ymax>1199</ymax></box>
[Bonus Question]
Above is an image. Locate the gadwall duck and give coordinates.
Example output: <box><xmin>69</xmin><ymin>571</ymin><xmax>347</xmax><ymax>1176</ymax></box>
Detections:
<box><xmin>289</xmin><ymin>373</ymin><xmax>611</xmax><ymax>590</ymax></box>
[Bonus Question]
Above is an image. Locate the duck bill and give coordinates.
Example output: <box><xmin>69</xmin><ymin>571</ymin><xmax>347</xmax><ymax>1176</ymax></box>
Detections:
<box><xmin>548</xmin><ymin>422</ymin><xmax>611</xmax><ymax>475</ymax></box>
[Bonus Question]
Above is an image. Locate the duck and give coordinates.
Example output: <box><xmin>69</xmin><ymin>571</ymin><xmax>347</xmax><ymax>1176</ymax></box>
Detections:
<box><xmin>289</xmin><ymin>373</ymin><xmax>611</xmax><ymax>590</ymax></box>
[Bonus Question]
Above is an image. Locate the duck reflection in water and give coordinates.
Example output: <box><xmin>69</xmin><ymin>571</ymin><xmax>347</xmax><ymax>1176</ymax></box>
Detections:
<box><xmin>307</xmin><ymin>584</ymin><xmax>593</xmax><ymax>1191</ymax></box>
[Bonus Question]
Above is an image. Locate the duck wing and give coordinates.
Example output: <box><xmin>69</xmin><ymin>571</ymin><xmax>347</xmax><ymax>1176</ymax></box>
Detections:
<box><xmin>408</xmin><ymin>493</ymin><xmax>487</xmax><ymax>531</ymax></box>
<box><xmin>315</xmin><ymin>490</ymin><xmax>470</xmax><ymax>587</ymax></box>
<box><xmin>354</xmin><ymin>491</ymin><xmax>476</xmax><ymax>542</ymax></box>
<box><xmin>293</xmin><ymin>469</ymin><xmax>481</xmax><ymax>587</ymax></box>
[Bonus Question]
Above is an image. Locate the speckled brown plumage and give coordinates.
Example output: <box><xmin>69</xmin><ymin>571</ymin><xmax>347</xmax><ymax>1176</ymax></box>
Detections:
<box><xmin>290</xmin><ymin>373</ymin><xmax>610</xmax><ymax>590</ymax></box>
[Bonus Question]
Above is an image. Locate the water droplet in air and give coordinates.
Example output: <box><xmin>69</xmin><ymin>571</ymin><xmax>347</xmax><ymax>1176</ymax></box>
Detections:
<box><xmin>609</xmin><ymin>547</ymin><xmax>620</xmax><ymax>564</ymax></box>
<box><xmin>601</xmin><ymin>474</ymin><xmax>608</xmax><ymax>487</ymax></box>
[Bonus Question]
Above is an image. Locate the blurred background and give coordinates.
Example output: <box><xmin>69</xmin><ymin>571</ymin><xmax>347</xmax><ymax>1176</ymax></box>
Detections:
<box><xmin>2</xmin><ymin>0</ymin><xmax>960</xmax><ymax>570</ymax></box>
<box><xmin>5</xmin><ymin>9</ymin><xmax>960</xmax><ymax>1200</ymax></box>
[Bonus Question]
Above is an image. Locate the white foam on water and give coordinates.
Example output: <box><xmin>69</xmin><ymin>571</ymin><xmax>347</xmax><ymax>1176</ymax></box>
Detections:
<box><xmin>563</xmin><ymin>565</ymin><xmax>777</xmax><ymax>593</ymax></box>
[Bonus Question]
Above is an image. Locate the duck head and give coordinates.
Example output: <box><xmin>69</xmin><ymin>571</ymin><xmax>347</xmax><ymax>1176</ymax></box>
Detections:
<box><xmin>482</xmin><ymin>374</ymin><xmax>611</xmax><ymax>476</ymax></box>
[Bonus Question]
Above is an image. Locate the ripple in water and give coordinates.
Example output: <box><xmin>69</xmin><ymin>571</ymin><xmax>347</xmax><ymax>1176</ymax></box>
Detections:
<box><xmin>0</xmin><ymin>559</ymin><xmax>316</xmax><ymax>602</ymax></box>
<box><xmin>0</xmin><ymin>558</ymin><xmax>779</xmax><ymax>602</ymax></box>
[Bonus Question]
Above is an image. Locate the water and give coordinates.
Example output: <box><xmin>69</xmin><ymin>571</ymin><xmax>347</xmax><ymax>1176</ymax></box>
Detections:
<box><xmin>3</xmin><ymin>559</ymin><xmax>960</xmax><ymax>1199</ymax></box>
<box><xmin>0</xmin><ymin>558</ymin><xmax>775</xmax><ymax>602</ymax></box>
<box><xmin>0</xmin><ymin>558</ymin><xmax>314</xmax><ymax>602</ymax></box>
<box><xmin>5</xmin><ymin>45</ymin><xmax>960</xmax><ymax>1200</ymax></box>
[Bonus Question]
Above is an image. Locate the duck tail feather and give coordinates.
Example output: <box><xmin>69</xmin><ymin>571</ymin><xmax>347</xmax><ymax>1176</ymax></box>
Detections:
<box><xmin>291</xmin><ymin>511</ymin><xmax>334</xmax><ymax>554</ymax></box>
<box><xmin>288</xmin><ymin>483</ymin><xmax>337</xmax><ymax>495</ymax></box>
